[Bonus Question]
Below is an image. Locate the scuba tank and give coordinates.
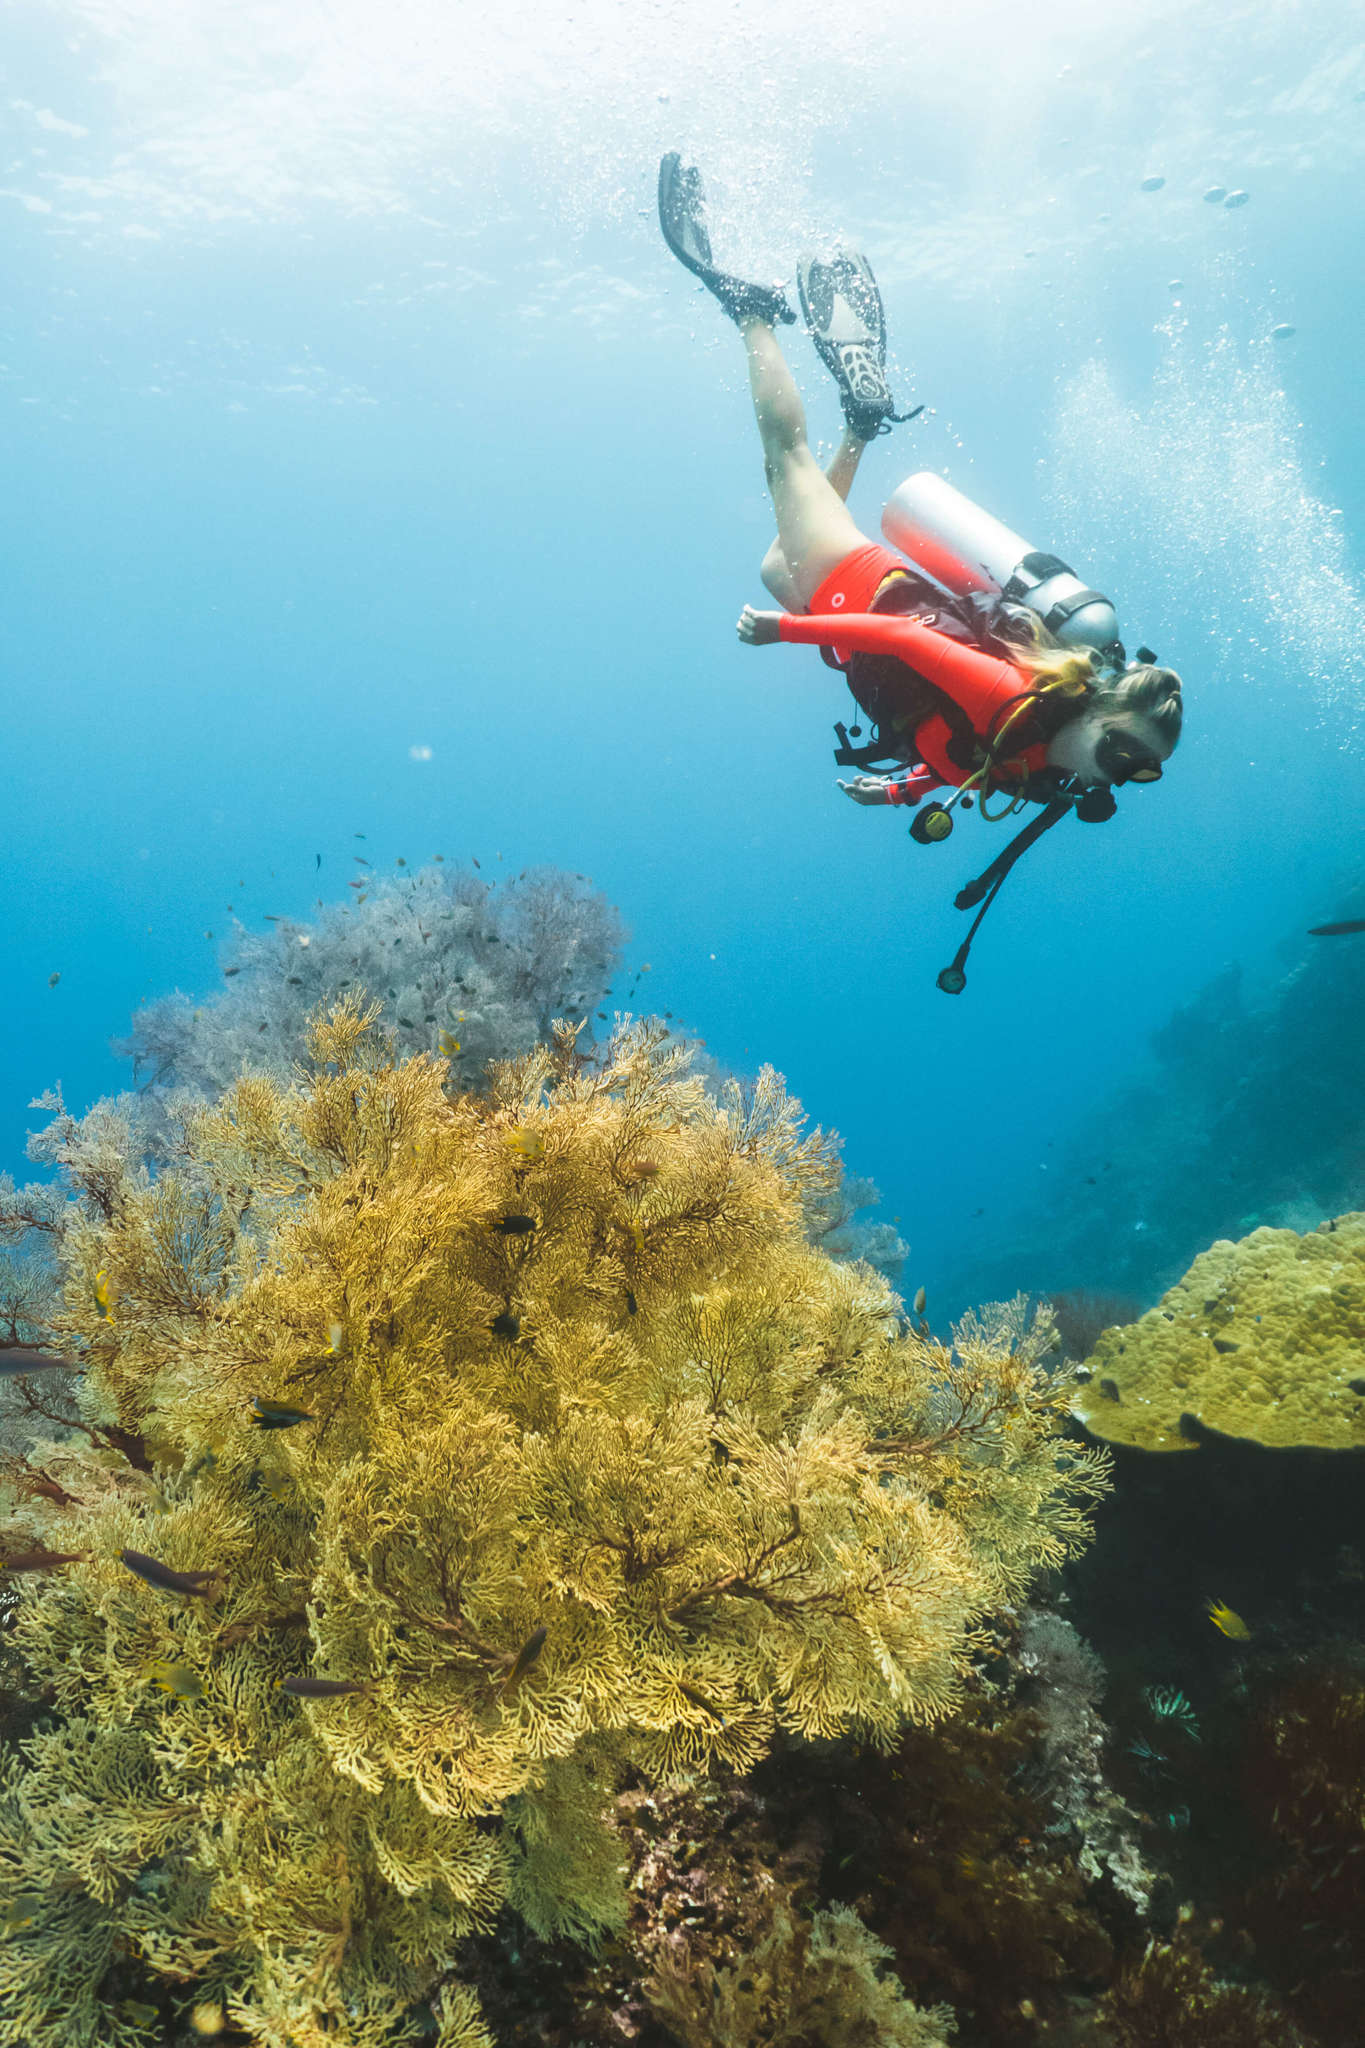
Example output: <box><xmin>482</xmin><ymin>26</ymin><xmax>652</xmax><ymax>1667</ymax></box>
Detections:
<box><xmin>881</xmin><ymin>472</ymin><xmax>1125</xmax><ymax>669</ymax></box>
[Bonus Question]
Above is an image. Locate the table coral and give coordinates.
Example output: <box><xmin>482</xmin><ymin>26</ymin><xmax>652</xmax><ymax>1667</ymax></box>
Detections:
<box><xmin>1072</xmin><ymin>1214</ymin><xmax>1365</xmax><ymax>1452</ymax></box>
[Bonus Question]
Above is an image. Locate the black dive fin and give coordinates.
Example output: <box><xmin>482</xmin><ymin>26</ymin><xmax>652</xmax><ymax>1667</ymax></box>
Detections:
<box><xmin>658</xmin><ymin>153</ymin><xmax>795</xmax><ymax>327</ymax></box>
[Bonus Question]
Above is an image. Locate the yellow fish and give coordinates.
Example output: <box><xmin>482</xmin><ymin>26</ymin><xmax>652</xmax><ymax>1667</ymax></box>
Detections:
<box><xmin>93</xmin><ymin>1269</ymin><xmax>114</xmax><ymax>1320</ymax></box>
<box><xmin>117</xmin><ymin>2001</ymin><xmax>160</xmax><ymax>2028</ymax></box>
<box><xmin>323</xmin><ymin>1322</ymin><xmax>345</xmax><ymax>1355</ymax></box>
<box><xmin>503</xmin><ymin>1130</ymin><xmax>544</xmax><ymax>1164</ymax></box>
<box><xmin>438</xmin><ymin>1031</ymin><xmax>461</xmax><ymax>1057</ymax></box>
<box><xmin>253</xmin><ymin>1464</ymin><xmax>295</xmax><ymax>1506</ymax></box>
<box><xmin>145</xmin><ymin>1659</ymin><xmax>205</xmax><ymax>1700</ymax></box>
<box><xmin>1206</xmin><ymin>1597</ymin><xmax>1252</xmax><ymax>1640</ymax></box>
<box><xmin>0</xmin><ymin>1894</ymin><xmax>43</xmax><ymax>1934</ymax></box>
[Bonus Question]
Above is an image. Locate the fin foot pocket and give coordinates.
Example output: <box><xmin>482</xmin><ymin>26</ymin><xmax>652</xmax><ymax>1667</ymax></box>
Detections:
<box><xmin>658</xmin><ymin>153</ymin><xmax>795</xmax><ymax>327</ymax></box>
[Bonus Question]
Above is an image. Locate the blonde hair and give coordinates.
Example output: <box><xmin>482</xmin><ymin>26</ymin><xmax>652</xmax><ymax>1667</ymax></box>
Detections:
<box><xmin>999</xmin><ymin>608</ymin><xmax>1100</xmax><ymax>695</ymax></box>
<box><xmin>1093</xmin><ymin>662</ymin><xmax>1184</xmax><ymax>748</ymax></box>
<box><xmin>1003</xmin><ymin>608</ymin><xmax>1184</xmax><ymax>749</ymax></box>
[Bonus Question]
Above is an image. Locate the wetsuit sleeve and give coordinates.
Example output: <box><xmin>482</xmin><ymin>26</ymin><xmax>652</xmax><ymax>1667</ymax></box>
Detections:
<box><xmin>779</xmin><ymin>612</ymin><xmax>1028</xmax><ymax>729</ymax></box>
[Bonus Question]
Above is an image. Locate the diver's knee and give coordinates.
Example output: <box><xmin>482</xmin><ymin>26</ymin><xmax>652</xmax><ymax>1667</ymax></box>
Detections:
<box><xmin>759</xmin><ymin>540</ymin><xmax>791</xmax><ymax>605</ymax></box>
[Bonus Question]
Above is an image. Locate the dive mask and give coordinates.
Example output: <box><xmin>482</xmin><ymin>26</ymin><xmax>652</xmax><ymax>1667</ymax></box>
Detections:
<box><xmin>1094</xmin><ymin>728</ymin><xmax>1163</xmax><ymax>785</ymax></box>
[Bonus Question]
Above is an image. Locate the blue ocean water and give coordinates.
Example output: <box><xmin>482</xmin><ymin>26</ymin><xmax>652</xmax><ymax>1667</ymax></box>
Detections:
<box><xmin>7</xmin><ymin>10</ymin><xmax>1365</xmax><ymax>2042</ymax></box>
<box><xmin>3</xmin><ymin>0</ymin><xmax>1363</xmax><ymax>1301</ymax></box>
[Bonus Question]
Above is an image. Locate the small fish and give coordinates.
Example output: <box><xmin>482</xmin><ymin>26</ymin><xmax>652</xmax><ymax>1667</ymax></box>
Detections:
<box><xmin>503</xmin><ymin>1130</ymin><xmax>544</xmax><ymax>1164</ymax></box>
<box><xmin>912</xmin><ymin>1286</ymin><xmax>927</xmax><ymax>1317</ymax></box>
<box><xmin>278</xmin><ymin>1674</ymin><xmax>368</xmax><ymax>1697</ymax></box>
<box><xmin>472</xmin><ymin>856</ymin><xmax>481</xmax><ymax>868</ymax></box>
<box><xmin>1</xmin><ymin>1546</ymin><xmax>87</xmax><ymax>1573</ymax></box>
<box><xmin>627</xmin><ymin>1219</ymin><xmax>645</xmax><ymax>1253</ymax></box>
<box><xmin>492</xmin><ymin>1213</ymin><xmax>536</xmax><ymax>1236</ymax></box>
<box><xmin>348</xmin><ymin>879</ymin><xmax>364</xmax><ymax>891</ymax></box>
<box><xmin>629</xmin><ymin>1157</ymin><xmax>659</xmax><ymax>1180</ymax></box>
<box><xmin>94</xmin><ymin>1268</ymin><xmax>115</xmax><ymax>1318</ymax></box>
<box><xmin>501</xmin><ymin>1625</ymin><xmax>548</xmax><ymax>1694</ymax></box>
<box><xmin>0</xmin><ymin>1345</ymin><xmax>78</xmax><ymax>1377</ymax></box>
<box><xmin>677</xmin><ymin>1680</ymin><xmax>728</xmax><ymax>1725</ymax></box>
<box><xmin>438</xmin><ymin>1031</ymin><xmax>462</xmax><ymax>1057</ymax></box>
<box><xmin>354</xmin><ymin>855</ymin><xmax>370</xmax><ymax>867</ymax></box>
<box><xmin>287</xmin><ymin>975</ymin><xmax>303</xmax><ymax>986</ymax></box>
<box><xmin>490</xmin><ymin>1312</ymin><xmax>520</xmax><ymax>1340</ymax></box>
<box><xmin>323</xmin><ymin>1322</ymin><xmax>345</xmax><ymax>1355</ymax></box>
<box><xmin>1223</xmin><ymin>188</ymin><xmax>1250</xmax><ymax>208</ymax></box>
<box><xmin>1206</xmin><ymin>1597</ymin><xmax>1251</xmax><ymax>1640</ymax></box>
<box><xmin>1139</xmin><ymin>173</ymin><xmax>1166</xmax><ymax>191</ymax></box>
<box><xmin>315</xmin><ymin>853</ymin><xmax>321</xmax><ymax>869</ymax></box>
<box><xmin>249</xmin><ymin>1396</ymin><xmax>315</xmax><ymax>1430</ymax></box>
<box><xmin>1308</xmin><ymin>919</ymin><xmax>1365</xmax><ymax>937</ymax></box>
<box><xmin>146</xmin><ymin>1659</ymin><xmax>204</xmax><ymax>1700</ymax></box>
<box><xmin>117</xmin><ymin>2002</ymin><xmax>161</xmax><ymax>2028</ymax></box>
<box><xmin>625</xmin><ymin>1291</ymin><xmax>638</xmax><ymax>1316</ymax></box>
<box><xmin>47</xmin><ymin>971</ymin><xmax>60</xmax><ymax>988</ymax></box>
<box><xmin>253</xmin><ymin>1465</ymin><xmax>294</xmax><ymax>1505</ymax></box>
<box><xmin>1145</xmin><ymin>1685</ymin><xmax>1200</xmax><ymax>1736</ymax></box>
<box><xmin>120</xmin><ymin>1549</ymin><xmax>219</xmax><ymax>1598</ymax></box>
<box><xmin>1202</xmin><ymin>184</ymin><xmax>1227</xmax><ymax>203</ymax></box>
<box><xmin>355</xmin><ymin>831</ymin><xmax>366</xmax><ymax>839</ymax></box>
<box><xmin>395</xmin><ymin>857</ymin><xmax>406</xmax><ymax>867</ymax></box>
<box><xmin>0</xmin><ymin>1894</ymin><xmax>44</xmax><ymax>1934</ymax></box>
<box><xmin>223</xmin><ymin>965</ymin><xmax>241</xmax><ymax>977</ymax></box>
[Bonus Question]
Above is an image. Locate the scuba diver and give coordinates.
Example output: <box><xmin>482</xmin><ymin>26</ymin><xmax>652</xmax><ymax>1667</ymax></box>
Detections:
<box><xmin>658</xmin><ymin>153</ymin><xmax>1184</xmax><ymax>992</ymax></box>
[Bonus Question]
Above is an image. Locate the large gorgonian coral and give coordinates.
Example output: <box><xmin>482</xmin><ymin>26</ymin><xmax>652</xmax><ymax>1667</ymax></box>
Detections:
<box><xmin>1073</xmin><ymin>1213</ymin><xmax>1365</xmax><ymax>1452</ymax></box>
<box><xmin>0</xmin><ymin>1006</ymin><xmax>1105</xmax><ymax>2047</ymax></box>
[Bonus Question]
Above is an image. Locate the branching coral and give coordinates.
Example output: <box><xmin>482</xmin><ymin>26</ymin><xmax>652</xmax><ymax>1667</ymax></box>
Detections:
<box><xmin>1098</xmin><ymin>1935</ymin><xmax>1307</xmax><ymax>2047</ymax></box>
<box><xmin>1016</xmin><ymin>1609</ymin><xmax>1152</xmax><ymax>1911</ymax></box>
<box><xmin>646</xmin><ymin>1894</ymin><xmax>953</xmax><ymax>2048</ymax></box>
<box><xmin>1072</xmin><ymin>1213</ymin><xmax>1365</xmax><ymax>1452</ymax></box>
<box><xmin>0</xmin><ymin>1006</ymin><xmax>1104</xmax><ymax>2046</ymax></box>
<box><xmin>118</xmin><ymin>863</ymin><xmax>627</xmax><ymax>1100</ymax></box>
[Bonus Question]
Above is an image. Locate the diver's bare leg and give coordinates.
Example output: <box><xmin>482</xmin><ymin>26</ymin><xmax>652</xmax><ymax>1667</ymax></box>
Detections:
<box><xmin>744</xmin><ymin>318</ymin><xmax>869</xmax><ymax>611</ymax></box>
<box><xmin>761</xmin><ymin>423</ymin><xmax>869</xmax><ymax>607</ymax></box>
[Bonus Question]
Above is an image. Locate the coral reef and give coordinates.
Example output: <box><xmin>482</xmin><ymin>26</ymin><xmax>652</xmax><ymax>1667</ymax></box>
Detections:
<box><xmin>0</xmin><ymin>1007</ymin><xmax>1104</xmax><ymax>2046</ymax></box>
<box><xmin>1015</xmin><ymin>1610</ymin><xmax>1152</xmax><ymax>1912</ymax></box>
<box><xmin>646</xmin><ymin>1895</ymin><xmax>953</xmax><ymax>2047</ymax></box>
<box><xmin>1240</xmin><ymin>1656</ymin><xmax>1365</xmax><ymax>2042</ymax></box>
<box><xmin>941</xmin><ymin>885</ymin><xmax>1365</xmax><ymax>1316</ymax></box>
<box><xmin>119</xmin><ymin>863</ymin><xmax>627</xmax><ymax>1103</ymax></box>
<box><xmin>1071</xmin><ymin>1213</ymin><xmax>1365</xmax><ymax>1452</ymax></box>
<box><xmin>1098</xmin><ymin>1933</ymin><xmax>1307</xmax><ymax>2046</ymax></box>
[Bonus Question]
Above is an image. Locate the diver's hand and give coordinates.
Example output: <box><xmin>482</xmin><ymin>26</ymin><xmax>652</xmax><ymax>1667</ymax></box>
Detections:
<box><xmin>737</xmin><ymin>605</ymin><xmax>782</xmax><ymax>646</ymax></box>
<box><xmin>838</xmin><ymin>775</ymin><xmax>893</xmax><ymax>806</ymax></box>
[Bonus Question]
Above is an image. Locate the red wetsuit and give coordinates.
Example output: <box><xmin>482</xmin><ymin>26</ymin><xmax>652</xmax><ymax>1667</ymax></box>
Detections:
<box><xmin>777</xmin><ymin>609</ymin><xmax>1049</xmax><ymax>795</ymax></box>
